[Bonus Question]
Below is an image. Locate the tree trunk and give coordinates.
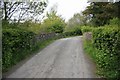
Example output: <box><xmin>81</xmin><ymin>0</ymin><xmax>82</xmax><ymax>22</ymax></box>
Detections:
<box><xmin>4</xmin><ymin>2</ymin><xmax>8</xmax><ymax>20</ymax></box>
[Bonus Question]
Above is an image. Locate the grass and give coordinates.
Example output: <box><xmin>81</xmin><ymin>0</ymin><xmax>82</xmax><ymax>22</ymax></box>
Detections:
<box><xmin>83</xmin><ymin>39</ymin><xmax>102</xmax><ymax>76</ymax></box>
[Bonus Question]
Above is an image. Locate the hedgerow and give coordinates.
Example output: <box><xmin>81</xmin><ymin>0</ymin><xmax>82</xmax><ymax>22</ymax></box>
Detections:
<box><xmin>83</xmin><ymin>26</ymin><xmax>120</xmax><ymax>79</ymax></box>
<box><xmin>2</xmin><ymin>28</ymin><xmax>36</xmax><ymax>72</ymax></box>
<box><xmin>92</xmin><ymin>26</ymin><xmax>120</xmax><ymax>79</ymax></box>
<box><xmin>63</xmin><ymin>26</ymin><xmax>82</xmax><ymax>37</ymax></box>
<box><xmin>81</xmin><ymin>26</ymin><xmax>94</xmax><ymax>33</ymax></box>
<box><xmin>2</xmin><ymin>26</ymin><xmax>64</xmax><ymax>72</ymax></box>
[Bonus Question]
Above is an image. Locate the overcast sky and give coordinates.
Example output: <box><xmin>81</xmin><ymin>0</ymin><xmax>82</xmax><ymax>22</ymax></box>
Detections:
<box><xmin>44</xmin><ymin>0</ymin><xmax>89</xmax><ymax>22</ymax></box>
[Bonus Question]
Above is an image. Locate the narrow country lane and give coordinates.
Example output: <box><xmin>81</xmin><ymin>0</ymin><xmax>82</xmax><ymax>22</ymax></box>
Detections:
<box><xmin>6</xmin><ymin>36</ymin><xmax>97</xmax><ymax>78</ymax></box>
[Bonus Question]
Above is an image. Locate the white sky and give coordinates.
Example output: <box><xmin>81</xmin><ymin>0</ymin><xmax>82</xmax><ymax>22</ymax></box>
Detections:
<box><xmin>44</xmin><ymin>0</ymin><xmax>89</xmax><ymax>22</ymax></box>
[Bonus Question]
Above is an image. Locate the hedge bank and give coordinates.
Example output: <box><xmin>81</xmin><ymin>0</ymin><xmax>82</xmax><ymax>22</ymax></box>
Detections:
<box><xmin>83</xmin><ymin>26</ymin><xmax>120</xmax><ymax>79</ymax></box>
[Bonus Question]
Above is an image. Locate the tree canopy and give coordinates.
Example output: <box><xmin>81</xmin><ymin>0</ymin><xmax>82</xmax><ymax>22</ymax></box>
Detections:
<box><xmin>2</xmin><ymin>1</ymin><xmax>47</xmax><ymax>23</ymax></box>
<box><xmin>82</xmin><ymin>2</ymin><xmax>119</xmax><ymax>26</ymax></box>
<box><xmin>67</xmin><ymin>13</ymin><xmax>88</xmax><ymax>28</ymax></box>
<box><xmin>41</xmin><ymin>10</ymin><xmax>66</xmax><ymax>33</ymax></box>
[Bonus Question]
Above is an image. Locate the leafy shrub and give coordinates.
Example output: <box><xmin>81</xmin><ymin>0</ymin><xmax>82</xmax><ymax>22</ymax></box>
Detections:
<box><xmin>92</xmin><ymin>26</ymin><xmax>120</xmax><ymax>78</ymax></box>
<box><xmin>63</xmin><ymin>26</ymin><xmax>82</xmax><ymax>37</ymax></box>
<box><xmin>81</xmin><ymin>26</ymin><xmax>94</xmax><ymax>33</ymax></box>
<box><xmin>18</xmin><ymin>21</ymin><xmax>42</xmax><ymax>34</ymax></box>
<box><xmin>83</xmin><ymin>25</ymin><xmax>120</xmax><ymax>79</ymax></box>
<box><xmin>109</xmin><ymin>18</ymin><xmax>120</xmax><ymax>26</ymax></box>
<box><xmin>40</xmin><ymin>11</ymin><xmax>66</xmax><ymax>33</ymax></box>
<box><xmin>2</xmin><ymin>28</ymin><xmax>36</xmax><ymax>71</ymax></box>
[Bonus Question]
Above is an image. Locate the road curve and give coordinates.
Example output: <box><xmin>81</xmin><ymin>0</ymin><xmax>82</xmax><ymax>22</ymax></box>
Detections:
<box><xmin>6</xmin><ymin>36</ymin><xmax>97</xmax><ymax>78</ymax></box>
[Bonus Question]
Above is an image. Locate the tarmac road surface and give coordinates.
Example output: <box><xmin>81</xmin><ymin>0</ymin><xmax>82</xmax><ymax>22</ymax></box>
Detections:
<box><xmin>6</xmin><ymin>36</ymin><xmax>97</xmax><ymax>78</ymax></box>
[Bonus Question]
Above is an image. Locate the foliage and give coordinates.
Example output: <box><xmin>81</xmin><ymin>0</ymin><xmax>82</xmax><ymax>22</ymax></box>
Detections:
<box><xmin>64</xmin><ymin>26</ymin><xmax>82</xmax><ymax>37</ymax></box>
<box><xmin>82</xmin><ymin>2</ymin><xmax>118</xmax><ymax>26</ymax></box>
<box><xmin>81</xmin><ymin>26</ymin><xmax>94</xmax><ymax>33</ymax></box>
<box><xmin>2</xmin><ymin>1</ymin><xmax>47</xmax><ymax>22</ymax></box>
<box><xmin>94</xmin><ymin>27</ymin><xmax>120</xmax><ymax>79</ymax></box>
<box><xmin>83</xmin><ymin>26</ymin><xmax>120</xmax><ymax>79</ymax></box>
<box><xmin>17</xmin><ymin>20</ymin><xmax>42</xmax><ymax>34</ymax></box>
<box><xmin>109</xmin><ymin>17</ymin><xmax>120</xmax><ymax>26</ymax></box>
<box><xmin>40</xmin><ymin>11</ymin><xmax>66</xmax><ymax>33</ymax></box>
<box><xmin>65</xmin><ymin>12</ymin><xmax>92</xmax><ymax>37</ymax></box>
<box><xmin>4</xmin><ymin>19</ymin><xmax>59</xmax><ymax>34</ymax></box>
<box><xmin>2</xmin><ymin>8</ymin><xmax>66</xmax><ymax>72</ymax></box>
<box><xmin>67</xmin><ymin>13</ymin><xmax>88</xmax><ymax>27</ymax></box>
<box><xmin>2</xmin><ymin>27</ymin><xmax>36</xmax><ymax>72</ymax></box>
<box><xmin>2</xmin><ymin>22</ymin><xmax>64</xmax><ymax>72</ymax></box>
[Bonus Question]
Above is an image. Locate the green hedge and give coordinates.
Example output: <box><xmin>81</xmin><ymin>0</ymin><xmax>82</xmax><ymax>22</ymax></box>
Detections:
<box><xmin>82</xmin><ymin>25</ymin><xmax>120</xmax><ymax>79</ymax></box>
<box><xmin>2</xmin><ymin>28</ymin><xmax>36</xmax><ymax>72</ymax></box>
<box><xmin>63</xmin><ymin>27</ymin><xmax>82</xmax><ymax>37</ymax></box>
<box><xmin>81</xmin><ymin>26</ymin><xmax>94</xmax><ymax>33</ymax></box>
<box><xmin>92</xmin><ymin>27</ymin><xmax>120</xmax><ymax>78</ymax></box>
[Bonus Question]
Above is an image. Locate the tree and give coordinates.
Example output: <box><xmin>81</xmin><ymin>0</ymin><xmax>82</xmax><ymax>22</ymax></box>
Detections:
<box><xmin>2</xmin><ymin>1</ymin><xmax>47</xmax><ymax>23</ymax></box>
<box><xmin>41</xmin><ymin>10</ymin><xmax>66</xmax><ymax>33</ymax></box>
<box><xmin>82</xmin><ymin>2</ymin><xmax>118</xmax><ymax>26</ymax></box>
<box><xmin>115</xmin><ymin>1</ymin><xmax>120</xmax><ymax>19</ymax></box>
<box><xmin>67</xmin><ymin>13</ymin><xmax>88</xmax><ymax>28</ymax></box>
